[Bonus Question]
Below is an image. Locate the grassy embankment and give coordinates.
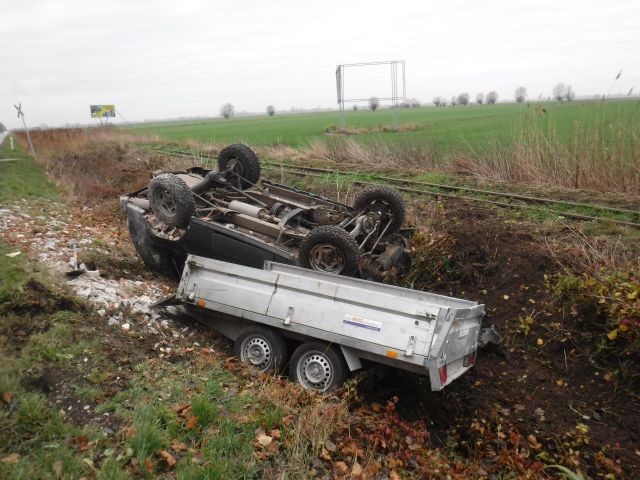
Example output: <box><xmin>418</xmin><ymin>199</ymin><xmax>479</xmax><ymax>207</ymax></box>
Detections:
<box><xmin>0</xmin><ymin>143</ymin><xmax>347</xmax><ymax>479</ymax></box>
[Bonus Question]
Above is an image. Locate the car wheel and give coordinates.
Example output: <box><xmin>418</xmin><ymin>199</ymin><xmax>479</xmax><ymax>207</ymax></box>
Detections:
<box><xmin>218</xmin><ymin>144</ymin><xmax>261</xmax><ymax>188</ymax></box>
<box><xmin>148</xmin><ymin>173</ymin><xmax>195</xmax><ymax>228</ymax></box>
<box><xmin>353</xmin><ymin>185</ymin><xmax>406</xmax><ymax>233</ymax></box>
<box><xmin>290</xmin><ymin>341</ymin><xmax>347</xmax><ymax>392</ymax></box>
<box><xmin>233</xmin><ymin>326</ymin><xmax>288</xmax><ymax>373</ymax></box>
<box><xmin>298</xmin><ymin>225</ymin><xmax>360</xmax><ymax>276</ymax></box>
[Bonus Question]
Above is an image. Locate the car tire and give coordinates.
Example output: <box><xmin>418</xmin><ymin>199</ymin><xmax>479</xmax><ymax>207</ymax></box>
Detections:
<box><xmin>298</xmin><ymin>225</ymin><xmax>360</xmax><ymax>276</ymax></box>
<box><xmin>233</xmin><ymin>326</ymin><xmax>288</xmax><ymax>373</ymax></box>
<box><xmin>289</xmin><ymin>341</ymin><xmax>347</xmax><ymax>392</ymax></box>
<box><xmin>148</xmin><ymin>173</ymin><xmax>195</xmax><ymax>228</ymax></box>
<box><xmin>353</xmin><ymin>185</ymin><xmax>406</xmax><ymax>233</ymax></box>
<box><xmin>218</xmin><ymin>144</ymin><xmax>261</xmax><ymax>188</ymax></box>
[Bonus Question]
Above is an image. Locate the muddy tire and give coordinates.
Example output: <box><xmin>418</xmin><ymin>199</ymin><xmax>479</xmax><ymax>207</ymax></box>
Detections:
<box><xmin>218</xmin><ymin>144</ymin><xmax>261</xmax><ymax>188</ymax></box>
<box><xmin>353</xmin><ymin>185</ymin><xmax>406</xmax><ymax>233</ymax></box>
<box><xmin>148</xmin><ymin>174</ymin><xmax>195</xmax><ymax>228</ymax></box>
<box><xmin>233</xmin><ymin>326</ymin><xmax>288</xmax><ymax>373</ymax></box>
<box><xmin>298</xmin><ymin>225</ymin><xmax>360</xmax><ymax>276</ymax></box>
<box><xmin>290</xmin><ymin>341</ymin><xmax>347</xmax><ymax>392</ymax></box>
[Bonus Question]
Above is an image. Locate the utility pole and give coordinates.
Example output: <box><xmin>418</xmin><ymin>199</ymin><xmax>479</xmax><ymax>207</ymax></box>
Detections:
<box><xmin>14</xmin><ymin>103</ymin><xmax>36</xmax><ymax>159</ymax></box>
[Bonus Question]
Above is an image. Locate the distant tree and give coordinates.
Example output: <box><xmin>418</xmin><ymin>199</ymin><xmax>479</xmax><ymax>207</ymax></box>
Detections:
<box><xmin>451</xmin><ymin>95</ymin><xmax>457</xmax><ymax>106</ymax></box>
<box><xmin>220</xmin><ymin>102</ymin><xmax>235</xmax><ymax>119</ymax></box>
<box><xmin>486</xmin><ymin>91</ymin><xmax>498</xmax><ymax>104</ymax></box>
<box><xmin>515</xmin><ymin>86</ymin><xmax>527</xmax><ymax>103</ymax></box>
<box><xmin>410</xmin><ymin>98</ymin><xmax>421</xmax><ymax>108</ymax></box>
<box><xmin>476</xmin><ymin>93</ymin><xmax>485</xmax><ymax>105</ymax></box>
<box><xmin>433</xmin><ymin>96</ymin><xmax>443</xmax><ymax>107</ymax></box>
<box><xmin>266</xmin><ymin>105</ymin><xmax>275</xmax><ymax>116</ymax></box>
<box><xmin>553</xmin><ymin>83</ymin><xmax>569</xmax><ymax>102</ymax></box>
<box><xmin>352</xmin><ymin>104</ymin><xmax>358</xmax><ymax>111</ymax></box>
<box><xmin>369</xmin><ymin>97</ymin><xmax>380</xmax><ymax>112</ymax></box>
<box><xmin>0</xmin><ymin>122</ymin><xmax>6</xmax><ymax>132</ymax></box>
<box><xmin>565</xmin><ymin>85</ymin><xmax>575</xmax><ymax>101</ymax></box>
<box><xmin>440</xmin><ymin>99</ymin><xmax>447</xmax><ymax>107</ymax></box>
<box><xmin>457</xmin><ymin>92</ymin><xmax>470</xmax><ymax>106</ymax></box>
<box><xmin>401</xmin><ymin>99</ymin><xmax>411</xmax><ymax>108</ymax></box>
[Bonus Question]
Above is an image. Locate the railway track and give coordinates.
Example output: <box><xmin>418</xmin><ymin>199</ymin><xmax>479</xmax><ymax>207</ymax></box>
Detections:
<box><xmin>148</xmin><ymin>146</ymin><xmax>640</xmax><ymax>228</ymax></box>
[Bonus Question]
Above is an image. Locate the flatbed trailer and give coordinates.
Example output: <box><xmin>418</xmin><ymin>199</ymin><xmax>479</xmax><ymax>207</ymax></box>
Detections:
<box><xmin>173</xmin><ymin>254</ymin><xmax>486</xmax><ymax>392</ymax></box>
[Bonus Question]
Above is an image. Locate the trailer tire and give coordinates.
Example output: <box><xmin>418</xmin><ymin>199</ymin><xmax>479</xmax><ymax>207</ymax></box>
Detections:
<box><xmin>233</xmin><ymin>326</ymin><xmax>288</xmax><ymax>373</ymax></box>
<box><xmin>148</xmin><ymin>174</ymin><xmax>195</xmax><ymax>228</ymax></box>
<box><xmin>218</xmin><ymin>144</ymin><xmax>261</xmax><ymax>188</ymax></box>
<box><xmin>353</xmin><ymin>185</ymin><xmax>406</xmax><ymax>233</ymax></box>
<box><xmin>298</xmin><ymin>225</ymin><xmax>360</xmax><ymax>276</ymax></box>
<box><xmin>290</xmin><ymin>342</ymin><xmax>347</xmax><ymax>392</ymax></box>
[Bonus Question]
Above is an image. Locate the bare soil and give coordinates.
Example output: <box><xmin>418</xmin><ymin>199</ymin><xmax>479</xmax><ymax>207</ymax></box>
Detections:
<box><xmin>348</xmin><ymin>198</ymin><xmax>639</xmax><ymax>478</ymax></box>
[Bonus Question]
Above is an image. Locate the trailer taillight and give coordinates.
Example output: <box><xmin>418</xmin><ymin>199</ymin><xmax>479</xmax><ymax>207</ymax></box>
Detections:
<box><xmin>463</xmin><ymin>352</ymin><xmax>476</xmax><ymax>367</ymax></box>
<box><xmin>438</xmin><ymin>365</ymin><xmax>448</xmax><ymax>385</ymax></box>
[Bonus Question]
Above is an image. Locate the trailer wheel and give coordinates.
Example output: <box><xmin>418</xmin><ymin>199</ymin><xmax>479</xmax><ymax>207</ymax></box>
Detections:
<box><xmin>218</xmin><ymin>144</ymin><xmax>261</xmax><ymax>188</ymax></box>
<box><xmin>148</xmin><ymin>173</ymin><xmax>195</xmax><ymax>228</ymax></box>
<box><xmin>353</xmin><ymin>185</ymin><xmax>406</xmax><ymax>233</ymax></box>
<box><xmin>298</xmin><ymin>225</ymin><xmax>360</xmax><ymax>276</ymax></box>
<box><xmin>233</xmin><ymin>327</ymin><xmax>287</xmax><ymax>373</ymax></box>
<box><xmin>290</xmin><ymin>342</ymin><xmax>347</xmax><ymax>392</ymax></box>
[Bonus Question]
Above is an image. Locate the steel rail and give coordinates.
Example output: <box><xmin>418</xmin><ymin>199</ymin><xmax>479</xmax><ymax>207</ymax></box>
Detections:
<box><xmin>260</xmin><ymin>165</ymin><xmax>640</xmax><ymax>229</ymax></box>
<box><xmin>261</xmin><ymin>162</ymin><xmax>639</xmax><ymax>217</ymax></box>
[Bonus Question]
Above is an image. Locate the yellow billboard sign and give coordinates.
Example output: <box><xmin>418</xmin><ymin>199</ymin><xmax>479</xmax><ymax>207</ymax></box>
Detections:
<box><xmin>90</xmin><ymin>105</ymin><xmax>115</xmax><ymax>118</ymax></box>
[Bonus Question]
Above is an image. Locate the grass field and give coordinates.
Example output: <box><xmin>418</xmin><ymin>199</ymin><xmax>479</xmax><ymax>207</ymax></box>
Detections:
<box><xmin>126</xmin><ymin>99</ymin><xmax>639</xmax><ymax>149</ymax></box>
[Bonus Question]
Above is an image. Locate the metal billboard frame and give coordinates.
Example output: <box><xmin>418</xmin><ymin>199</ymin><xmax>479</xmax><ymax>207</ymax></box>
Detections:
<box><xmin>336</xmin><ymin>60</ymin><xmax>406</xmax><ymax>130</ymax></box>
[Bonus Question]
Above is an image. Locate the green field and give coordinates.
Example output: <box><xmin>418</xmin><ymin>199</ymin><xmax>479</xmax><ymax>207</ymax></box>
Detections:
<box><xmin>126</xmin><ymin>99</ymin><xmax>639</xmax><ymax>149</ymax></box>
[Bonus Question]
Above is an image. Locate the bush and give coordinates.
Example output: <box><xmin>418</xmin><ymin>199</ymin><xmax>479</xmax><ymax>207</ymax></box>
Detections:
<box><xmin>551</xmin><ymin>267</ymin><xmax>640</xmax><ymax>379</ymax></box>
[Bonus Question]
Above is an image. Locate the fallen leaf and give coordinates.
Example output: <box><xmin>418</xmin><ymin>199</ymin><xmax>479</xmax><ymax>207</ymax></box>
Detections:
<box><xmin>334</xmin><ymin>461</ymin><xmax>348</xmax><ymax>473</ymax></box>
<box><xmin>536</xmin><ymin>338</ymin><xmax>544</xmax><ymax>346</ymax></box>
<box><xmin>269</xmin><ymin>428</ymin><xmax>281</xmax><ymax>439</ymax></box>
<box><xmin>53</xmin><ymin>460</ymin><xmax>63</xmax><ymax>477</ymax></box>
<box><xmin>352</xmin><ymin>462</ymin><xmax>363</xmax><ymax>477</ymax></box>
<box><xmin>185</xmin><ymin>415</ymin><xmax>199</xmax><ymax>429</ymax></box>
<box><xmin>170</xmin><ymin>439</ymin><xmax>188</xmax><ymax>451</ymax></box>
<box><xmin>603</xmin><ymin>371</ymin><xmax>615</xmax><ymax>382</ymax></box>
<box><xmin>371</xmin><ymin>402</ymin><xmax>382</xmax><ymax>413</ymax></box>
<box><xmin>607</xmin><ymin>329</ymin><xmax>618</xmax><ymax>340</ymax></box>
<box><xmin>514</xmin><ymin>404</ymin><xmax>526</xmax><ymax>412</ymax></box>
<box><xmin>390</xmin><ymin>470</ymin><xmax>401</xmax><ymax>480</ymax></box>
<box><xmin>1</xmin><ymin>453</ymin><xmax>19</xmax><ymax>464</ymax></box>
<box><xmin>74</xmin><ymin>434</ymin><xmax>89</xmax><ymax>452</ymax></box>
<box><xmin>319</xmin><ymin>447</ymin><xmax>331</xmax><ymax>461</ymax></box>
<box><xmin>503</xmin><ymin>294</ymin><xmax>510</xmax><ymax>300</ymax></box>
<box><xmin>144</xmin><ymin>458</ymin><xmax>154</xmax><ymax>472</ymax></box>
<box><xmin>257</xmin><ymin>433</ymin><xmax>272</xmax><ymax>447</ymax></box>
<box><xmin>527</xmin><ymin>434</ymin><xmax>542</xmax><ymax>449</ymax></box>
<box><xmin>2</xmin><ymin>391</ymin><xmax>13</xmax><ymax>404</ymax></box>
<box><xmin>158</xmin><ymin>450</ymin><xmax>176</xmax><ymax>467</ymax></box>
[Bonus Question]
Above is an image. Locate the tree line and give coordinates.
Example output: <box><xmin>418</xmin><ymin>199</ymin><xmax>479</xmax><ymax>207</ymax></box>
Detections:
<box><xmin>217</xmin><ymin>83</ymin><xmax>577</xmax><ymax>119</ymax></box>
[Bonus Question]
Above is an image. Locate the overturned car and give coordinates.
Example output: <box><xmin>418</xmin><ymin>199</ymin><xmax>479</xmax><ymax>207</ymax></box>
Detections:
<box><xmin>120</xmin><ymin>144</ymin><xmax>409</xmax><ymax>278</ymax></box>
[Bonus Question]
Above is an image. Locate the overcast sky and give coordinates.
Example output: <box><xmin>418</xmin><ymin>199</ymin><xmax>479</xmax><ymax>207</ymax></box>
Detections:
<box><xmin>1</xmin><ymin>0</ymin><xmax>638</xmax><ymax>129</ymax></box>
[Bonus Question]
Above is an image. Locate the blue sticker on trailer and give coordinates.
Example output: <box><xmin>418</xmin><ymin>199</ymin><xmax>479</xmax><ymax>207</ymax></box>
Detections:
<box><xmin>343</xmin><ymin>314</ymin><xmax>382</xmax><ymax>332</ymax></box>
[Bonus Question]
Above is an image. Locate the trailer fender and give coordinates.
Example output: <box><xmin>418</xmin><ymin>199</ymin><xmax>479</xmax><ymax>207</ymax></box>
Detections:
<box><xmin>340</xmin><ymin>345</ymin><xmax>363</xmax><ymax>372</ymax></box>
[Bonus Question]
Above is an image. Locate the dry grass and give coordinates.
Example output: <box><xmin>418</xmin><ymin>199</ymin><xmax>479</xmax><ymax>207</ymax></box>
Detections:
<box><xmin>13</xmin><ymin>128</ymin><xmax>184</xmax><ymax>211</ymax></box>
<box><xmin>302</xmin><ymin>108</ymin><xmax>640</xmax><ymax>193</ymax></box>
<box><xmin>256</xmin><ymin>375</ymin><xmax>350</xmax><ymax>478</ymax></box>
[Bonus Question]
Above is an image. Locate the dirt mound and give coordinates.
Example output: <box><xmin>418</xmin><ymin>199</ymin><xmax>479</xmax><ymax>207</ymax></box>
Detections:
<box><xmin>356</xmin><ymin>198</ymin><xmax>639</xmax><ymax>477</ymax></box>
